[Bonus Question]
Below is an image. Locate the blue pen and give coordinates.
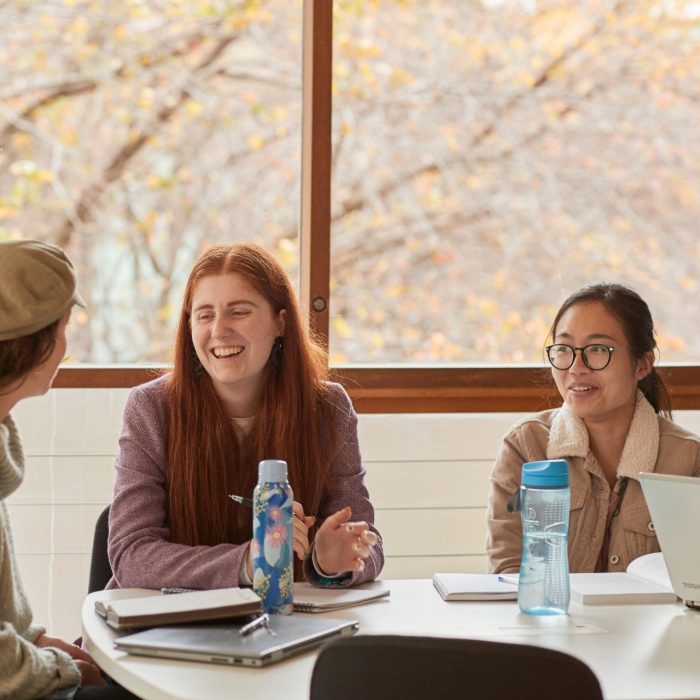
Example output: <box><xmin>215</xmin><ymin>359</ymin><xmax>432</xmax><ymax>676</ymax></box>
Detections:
<box><xmin>497</xmin><ymin>575</ymin><xmax>519</xmax><ymax>586</ymax></box>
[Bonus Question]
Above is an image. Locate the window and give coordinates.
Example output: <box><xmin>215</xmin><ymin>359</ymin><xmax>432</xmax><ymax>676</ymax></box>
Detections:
<box><xmin>1</xmin><ymin>0</ymin><xmax>303</xmax><ymax>362</ymax></box>
<box><xmin>4</xmin><ymin>0</ymin><xmax>700</xmax><ymax>411</ymax></box>
<box><xmin>329</xmin><ymin>0</ymin><xmax>700</xmax><ymax>364</ymax></box>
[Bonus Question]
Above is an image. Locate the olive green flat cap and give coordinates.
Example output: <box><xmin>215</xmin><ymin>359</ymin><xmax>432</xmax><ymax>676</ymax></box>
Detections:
<box><xmin>0</xmin><ymin>239</ymin><xmax>86</xmax><ymax>341</ymax></box>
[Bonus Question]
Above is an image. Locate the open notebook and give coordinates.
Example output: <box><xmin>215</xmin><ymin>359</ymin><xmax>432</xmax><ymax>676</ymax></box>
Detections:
<box><xmin>569</xmin><ymin>555</ymin><xmax>676</xmax><ymax>605</ymax></box>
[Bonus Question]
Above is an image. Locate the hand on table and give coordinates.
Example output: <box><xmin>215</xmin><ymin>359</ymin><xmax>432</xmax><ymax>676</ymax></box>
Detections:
<box><xmin>313</xmin><ymin>506</ymin><xmax>378</xmax><ymax>576</ymax></box>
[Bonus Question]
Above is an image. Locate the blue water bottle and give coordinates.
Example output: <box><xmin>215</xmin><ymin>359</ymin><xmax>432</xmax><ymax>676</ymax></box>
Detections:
<box><xmin>518</xmin><ymin>459</ymin><xmax>570</xmax><ymax>615</ymax></box>
<box><xmin>252</xmin><ymin>459</ymin><xmax>294</xmax><ymax>615</ymax></box>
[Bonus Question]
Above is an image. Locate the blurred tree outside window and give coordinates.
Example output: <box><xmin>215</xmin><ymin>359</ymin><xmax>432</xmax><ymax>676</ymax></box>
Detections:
<box><xmin>0</xmin><ymin>0</ymin><xmax>303</xmax><ymax>363</ymax></box>
<box><xmin>329</xmin><ymin>0</ymin><xmax>700</xmax><ymax>364</ymax></box>
<box><xmin>2</xmin><ymin>1</ymin><xmax>699</xmax><ymax>367</ymax></box>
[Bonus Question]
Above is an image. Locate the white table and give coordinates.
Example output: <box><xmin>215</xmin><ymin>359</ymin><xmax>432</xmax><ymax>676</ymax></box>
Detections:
<box><xmin>83</xmin><ymin>581</ymin><xmax>700</xmax><ymax>700</ymax></box>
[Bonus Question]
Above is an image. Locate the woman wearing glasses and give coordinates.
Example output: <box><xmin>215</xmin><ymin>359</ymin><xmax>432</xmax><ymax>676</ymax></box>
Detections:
<box><xmin>487</xmin><ymin>283</ymin><xmax>700</xmax><ymax>574</ymax></box>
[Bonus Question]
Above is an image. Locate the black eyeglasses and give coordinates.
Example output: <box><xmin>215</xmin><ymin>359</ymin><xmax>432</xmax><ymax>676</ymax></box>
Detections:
<box><xmin>545</xmin><ymin>343</ymin><xmax>616</xmax><ymax>371</ymax></box>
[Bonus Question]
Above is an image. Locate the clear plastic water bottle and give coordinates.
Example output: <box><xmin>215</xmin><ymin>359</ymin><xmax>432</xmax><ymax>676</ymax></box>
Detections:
<box><xmin>518</xmin><ymin>459</ymin><xmax>570</xmax><ymax>615</ymax></box>
<box><xmin>252</xmin><ymin>459</ymin><xmax>294</xmax><ymax>615</ymax></box>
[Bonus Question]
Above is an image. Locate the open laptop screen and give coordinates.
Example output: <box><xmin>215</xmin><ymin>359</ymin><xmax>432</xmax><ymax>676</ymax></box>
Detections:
<box><xmin>639</xmin><ymin>472</ymin><xmax>700</xmax><ymax>609</ymax></box>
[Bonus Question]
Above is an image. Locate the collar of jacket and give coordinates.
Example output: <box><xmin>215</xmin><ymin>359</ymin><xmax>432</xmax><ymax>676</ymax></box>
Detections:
<box><xmin>546</xmin><ymin>389</ymin><xmax>659</xmax><ymax>481</ymax></box>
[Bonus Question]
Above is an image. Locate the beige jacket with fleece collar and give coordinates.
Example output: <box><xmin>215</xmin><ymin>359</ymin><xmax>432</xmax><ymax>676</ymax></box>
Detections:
<box><xmin>487</xmin><ymin>391</ymin><xmax>700</xmax><ymax>574</ymax></box>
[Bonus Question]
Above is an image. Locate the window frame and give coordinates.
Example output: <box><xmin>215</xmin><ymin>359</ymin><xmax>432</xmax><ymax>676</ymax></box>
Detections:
<box><xmin>52</xmin><ymin>1</ymin><xmax>700</xmax><ymax>413</ymax></box>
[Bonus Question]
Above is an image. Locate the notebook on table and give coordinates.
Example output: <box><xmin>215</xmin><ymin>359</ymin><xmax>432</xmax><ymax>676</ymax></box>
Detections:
<box><xmin>95</xmin><ymin>587</ymin><xmax>261</xmax><ymax>630</ymax></box>
<box><xmin>569</xmin><ymin>567</ymin><xmax>676</xmax><ymax>605</ymax></box>
<box><xmin>639</xmin><ymin>472</ymin><xmax>700</xmax><ymax>609</ymax></box>
<box><xmin>114</xmin><ymin>615</ymin><xmax>359</xmax><ymax>667</ymax></box>
<box><xmin>432</xmin><ymin>573</ymin><xmax>518</xmax><ymax>601</ymax></box>
<box><xmin>293</xmin><ymin>581</ymin><xmax>390</xmax><ymax>612</ymax></box>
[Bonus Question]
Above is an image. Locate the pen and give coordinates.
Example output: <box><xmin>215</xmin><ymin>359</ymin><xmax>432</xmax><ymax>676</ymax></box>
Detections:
<box><xmin>161</xmin><ymin>587</ymin><xmax>198</xmax><ymax>595</ymax></box>
<box><xmin>229</xmin><ymin>494</ymin><xmax>311</xmax><ymax>527</ymax></box>
<box><xmin>228</xmin><ymin>494</ymin><xmax>253</xmax><ymax>508</ymax></box>
<box><xmin>239</xmin><ymin>612</ymin><xmax>271</xmax><ymax>637</ymax></box>
<box><xmin>497</xmin><ymin>575</ymin><xmax>519</xmax><ymax>586</ymax></box>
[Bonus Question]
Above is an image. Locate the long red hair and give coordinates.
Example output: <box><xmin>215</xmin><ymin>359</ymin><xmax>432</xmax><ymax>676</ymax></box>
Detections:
<box><xmin>166</xmin><ymin>244</ymin><xmax>332</xmax><ymax>554</ymax></box>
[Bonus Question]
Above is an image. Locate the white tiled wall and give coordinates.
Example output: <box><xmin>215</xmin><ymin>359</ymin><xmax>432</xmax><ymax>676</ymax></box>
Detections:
<box><xmin>9</xmin><ymin>389</ymin><xmax>128</xmax><ymax>640</ymax></box>
<box><xmin>7</xmin><ymin>389</ymin><xmax>700</xmax><ymax>640</ymax></box>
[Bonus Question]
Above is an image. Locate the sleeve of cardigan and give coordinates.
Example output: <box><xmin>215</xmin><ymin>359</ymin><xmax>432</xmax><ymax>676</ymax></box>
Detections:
<box><xmin>303</xmin><ymin>384</ymin><xmax>384</xmax><ymax>587</ymax></box>
<box><xmin>108</xmin><ymin>381</ymin><xmax>248</xmax><ymax>590</ymax></box>
<box><xmin>0</xmin><ymin>622</ymin><xmax>81</xmax><ymax>698</ymax></box>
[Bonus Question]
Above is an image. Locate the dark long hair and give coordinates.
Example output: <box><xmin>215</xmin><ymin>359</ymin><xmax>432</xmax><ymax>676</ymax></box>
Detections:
<box><xmin>549</xmin><ymin>283</ymin><xmax>671</xmax><ymax>417</ymax></box>
<box><xmin>166</xmin><ymin>244</ymin><xmax>332</xmax><ymax>557</ymax></box>
<box><xmin>0</xmin><ymin>320</ymin><xmax>60</xmax><ymax>393</ymax></box>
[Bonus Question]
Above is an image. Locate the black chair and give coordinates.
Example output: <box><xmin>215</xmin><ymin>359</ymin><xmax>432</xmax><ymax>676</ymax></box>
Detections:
<box><xmin>310</xmin><ymin>634</ymin><xmax>604</xmax><ymax>700</ymax></box>
<box><xmin>88</xmin><ymin>504</ymin><xmax>113</xmax><ymax>594</ymax></box>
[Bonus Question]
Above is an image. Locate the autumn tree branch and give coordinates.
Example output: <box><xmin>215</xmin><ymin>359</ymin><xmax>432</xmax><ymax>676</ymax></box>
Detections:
<box><xmin>54</xmin><ymin>33</ymin><xmax>237</xmax><ymax>249</ymax></box>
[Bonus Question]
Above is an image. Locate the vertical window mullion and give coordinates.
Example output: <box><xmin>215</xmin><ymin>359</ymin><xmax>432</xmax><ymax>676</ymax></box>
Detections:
<box><xmin>300</xmin><ymin>0</ymin><xmax>333</xmax><ymax>351</ymax></box>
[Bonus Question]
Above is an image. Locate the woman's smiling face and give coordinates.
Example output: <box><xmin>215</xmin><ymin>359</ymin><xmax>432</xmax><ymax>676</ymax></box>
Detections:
<box><xmin>551</xmin><ymin>301</ymin><xmax>652</xmax><ymax>426</ymax></box>
<box><xmin>190</xmin><ymin>272</ymin><xmax>285</xmax><ymax>414</ymax></box>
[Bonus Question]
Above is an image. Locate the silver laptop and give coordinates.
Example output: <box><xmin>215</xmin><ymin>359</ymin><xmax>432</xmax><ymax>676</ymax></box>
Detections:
<box><xmin>114</xmin><ymin>615</ymin><xmax>358</xmax><ymax>667</ymax></box>
<box><xmin>640</xmin><ymin>472</ymin><xmax>700</xmax><ymax>609</ymax></box>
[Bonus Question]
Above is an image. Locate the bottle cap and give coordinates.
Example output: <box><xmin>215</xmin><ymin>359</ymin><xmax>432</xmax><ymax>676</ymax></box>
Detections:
<box><xmin>521</xmin><ymin>459</ymin><xmax>569</xmax><ymax>487</ymax></box>
<box><xmin>258</xmin><ymin>459</ymin><xmax>288</xmax><ymax>482</ymax></box>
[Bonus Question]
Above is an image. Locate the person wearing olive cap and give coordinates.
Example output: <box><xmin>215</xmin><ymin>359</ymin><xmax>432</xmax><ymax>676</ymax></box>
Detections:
<box><xmin>0</xmin><ymin>240</ymin><xmax>136</xmax><ymax>699</ymax></box>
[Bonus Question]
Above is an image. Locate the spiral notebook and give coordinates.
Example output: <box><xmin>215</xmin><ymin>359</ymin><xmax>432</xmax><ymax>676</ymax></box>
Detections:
<box><xmin>293</xmin><ymin>581</ymin><xmax>390</xmax><ymax>612</ymax></box>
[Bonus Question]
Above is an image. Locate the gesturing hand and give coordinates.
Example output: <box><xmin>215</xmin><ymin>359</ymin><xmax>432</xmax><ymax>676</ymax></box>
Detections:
<box><xmin>313</xmin><ymin>506</ymin><xmax>378</xmax><ymax>576</ymax></box>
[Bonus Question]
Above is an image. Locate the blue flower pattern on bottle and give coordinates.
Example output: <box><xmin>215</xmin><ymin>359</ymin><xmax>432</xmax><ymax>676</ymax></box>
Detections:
<box><xmin>253</xmin><ymin>481</ymin><xmax>294</xmax><ymax>614</ymax></box>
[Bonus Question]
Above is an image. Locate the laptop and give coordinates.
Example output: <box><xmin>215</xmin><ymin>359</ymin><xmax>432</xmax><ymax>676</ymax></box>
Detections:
<box><xmin>114</xmin><ymin>614</ymin><xmax>359</xmax><ymax>667</ymax></box>
<box><xmin>639</xmin><ymin>472</ymin><xmax>700</xmax><ymax>609</ymax></box>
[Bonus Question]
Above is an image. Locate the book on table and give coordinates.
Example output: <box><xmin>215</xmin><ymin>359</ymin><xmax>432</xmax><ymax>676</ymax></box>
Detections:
<box><xmin>432</xmin><ymin>573</ymin><xmax>518</xmax><ymax>601</ymax></box>
<box><xmin>570</xmin><ymin>552</ymin><xmax>677</xmax><ymax>605</ymax></box>
<box><xmin>94</xmin><ymin>587</ymin><xmax>262</xmax><ymax>630</ymax></box>
<box><xmin>293</xmin><ymin>581</ymin><xmax>390</xmax><ymax>612</ymax></box>
<box><xmin>434</xmin><ymin>553</ymin><xmax>677</xmax><ymax>605</ymax></box>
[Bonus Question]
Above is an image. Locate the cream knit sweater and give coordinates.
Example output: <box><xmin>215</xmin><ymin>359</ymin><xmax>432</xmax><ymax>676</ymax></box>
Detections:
<box><xmin>0</xmin><ymin>415</ymin><xmax>81</xmax><ymax>699</ymax></box>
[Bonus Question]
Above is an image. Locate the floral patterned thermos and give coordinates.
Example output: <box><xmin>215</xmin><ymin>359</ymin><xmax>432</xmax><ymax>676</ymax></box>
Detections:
<box><xmin>252</xmin><ymin>459</ymin><xmax>294</xmax><ymax>614</ymax></box>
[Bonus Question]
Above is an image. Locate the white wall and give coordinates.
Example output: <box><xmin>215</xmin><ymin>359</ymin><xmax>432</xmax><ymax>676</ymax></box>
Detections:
<box><xmin>7</xmin><ymin>388</ymin><xmax>700</xmax><ymax>640</ymax></box>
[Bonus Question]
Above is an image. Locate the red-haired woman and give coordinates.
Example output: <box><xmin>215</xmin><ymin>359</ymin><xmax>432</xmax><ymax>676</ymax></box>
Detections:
<box><xmin>108</xmin><ymin>244</ymin><xmax>382</xmax><ymax>590</ymax></box>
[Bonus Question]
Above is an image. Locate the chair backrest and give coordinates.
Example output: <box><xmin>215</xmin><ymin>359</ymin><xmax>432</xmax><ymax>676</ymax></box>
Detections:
<box><xmin>310</xmin><ymin>634</ymin><xmax>604</xmax><ymax>700</ymax></box>
<box><xmin>88</xmin><ymin>504</ymin><xmax>113</xmax><ymax>594</ymax></box>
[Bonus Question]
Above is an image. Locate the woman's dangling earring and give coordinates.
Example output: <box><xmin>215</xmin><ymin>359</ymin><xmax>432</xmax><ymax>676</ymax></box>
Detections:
<box><xmin>272</xmin><ymin>336</ymin><xmax>284</xmax><ymax>373</ymax></box>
